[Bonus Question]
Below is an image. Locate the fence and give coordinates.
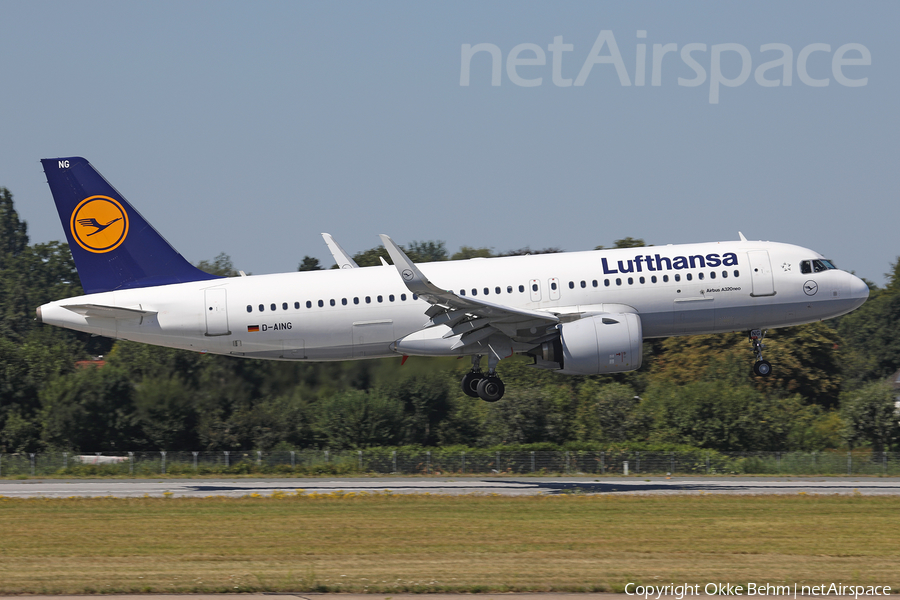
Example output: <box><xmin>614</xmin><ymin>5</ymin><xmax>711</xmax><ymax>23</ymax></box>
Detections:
<box><xmin>0</xmin><ymin>450</ymin><xmax>899</xmax><ymax>477</ymax></box>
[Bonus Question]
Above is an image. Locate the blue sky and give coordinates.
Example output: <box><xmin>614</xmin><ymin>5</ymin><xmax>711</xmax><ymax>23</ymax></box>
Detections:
<box><xmin>1</xmin><ymin>1</ymin><xmax>897</xmax><ymax>284</ymax></box>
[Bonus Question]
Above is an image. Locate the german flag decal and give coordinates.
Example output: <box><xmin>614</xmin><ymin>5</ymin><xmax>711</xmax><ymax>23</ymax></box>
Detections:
<box><xmin>247</xmin><ymin>325</ymin><xmax>260</xmax><ymax>332</ymax></box>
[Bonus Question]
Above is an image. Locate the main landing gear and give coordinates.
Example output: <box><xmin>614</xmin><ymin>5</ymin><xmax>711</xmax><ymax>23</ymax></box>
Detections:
<box><xmin>460</xmin><ymin>354</ymin><xmax>506</xmax><ymax>402</ymax></box>
<box><xmin>749</xmin><ymin>329</ymin><xmax>772</xmax><ymax>377</ymax></box>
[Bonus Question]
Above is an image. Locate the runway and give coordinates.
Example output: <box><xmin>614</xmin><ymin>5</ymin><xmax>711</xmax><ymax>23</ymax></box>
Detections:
<box><xmin>1</xmin><ymin>475</ymin><xmax>898</xmax><ymax>498</ymax></box>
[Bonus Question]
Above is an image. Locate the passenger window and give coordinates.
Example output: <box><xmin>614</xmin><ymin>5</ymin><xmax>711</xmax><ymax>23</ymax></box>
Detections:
<box><xmin>270</xmin><ymin>303</ymin><xmax>276</xmax><ymax>311</ymax></box>
<box><xmin>722</xmin><ymin>271</ymin><xmax>728</xmax><ymax>278</ymax></box>
<box><xmin>604</xmin><ymin>279</ymin><xmax>610</xmax><ymax>287</ymax></box>
<box><xmin>628</xmin><ymin>277</ymin><xmax>634</xmax><ymax>285</ymax></box>
<box><xmin>483</xmin><ymin>287</ymin><xmax>489</xmax><ymax>295</ymax></box>
<box><xmin>259</xmin><ymin>304</ymin><xmax>264</xmax><ymax>312</ymax></box>
<box><xmin>246</xmin><ymin>305</ymin><xmax>252</xmax><ymax>313</ymax></box>
<box><xmin>318</xmin><ymin>300</ymin><xmax>324</xmax><ymax>307</ymax></box>
<box><xmin>734</xmin><ymin>270</ymin><xmax>740</xmax><ymax>277</ymax></box>
<box><xmin>282</xmin><ymin>302</ymin><xmax>288</xmax><ymax>310</ymax></box>
<box><xmin>365</xmin><ymin>296</ymin><xmax>371</xmax><ymax>304</ymax></box>
<box><xmin>580</xmin><ymin>281</ymin><xmax>586</xmax><ymax>288</ymax></box>
<box><xmin>294</xmin><ymin>302</ymin><xmax>300</xmax><ymax>309</ymax></box>
<box><xmin>377</xmin><ymin>295</ymin><xmax>383</xmax><ymax>303</ymax></box>
<box><xmin>401</xmin><ymin>294</ymin><xmax>407</xmax><ymax>301</ymax></box>
<box><xmin>674</xmin><ymin>274</ymin><xmax>680</xmax><ymax>282</ymax></box>
<box><xmin>519</xmin><ymin>285</ymin><xmax>525</xmax><ymax>293</ymax></box>
<box><xmin>330</xmin><ymin>299</ymin><xmax>335</xmax><ymax>307</ymax></box>
<box><xmin>651</xmin><ymin>275</ymin><xmax>657</xmax><ymax>283</ymax></box>
<box><xmin>389</xmin><ymin>295</ymin><xmax>395</xmax><ymax>302</ymax></box>
<box><xmin>495</xmin><ymin>287</ymin><xmax>501</xmax><ymax>294</ymax></box>
<box><xmin>698</xmin><ymin>273</ymin><xmax>704</xmax><ymax>280</ymax></box>
<box><xmin>306</xmin><ymin>301</ymin><xmax>312</xmax><ymax>308</ymax></box>
<box><xmin>551</xmin><ymin>282</ymin><xmax>558</xmax><ymax>291</ymax></box>
<box><xmin>616</xmin><ymin>278</ymin><xmax>622</xmax><ymax>286</ymax></box>
<box><xmin>592</xmin><ymin>280</ymin><xmax>598</xmax><ymax>287</ymax></box>
<box><xmin>639</xmin><ymin>276</ymin><xmax>645</xmax><ymax>284</ymax></box>
<box><xmin>342</xmin><ymin>298</ymin><xmax>347</xmax><ymax>305</ymax></box>
<box><xmin>460</xmin><ymin>290</ymin><xmax>465</xmax><ymax>296</ymax></box>
<box><xmin>663</xmin><ymin>275</ymin><xmax>669</xmax><ymax>282</ymax></box>
<box><xmin>568</xmin><ymin>281</ymin><xmax>574</xmax><ymax>289</ymax></box>
<box><xmin>801</xmin><ymin>260</ymin><xmax>812</xmax><ymax>274</ymax></box>
<box><xmin>471</xmin><ymin>289</ymin><xmax>477</xmax><ymax>296</ymax></box>
<box><xmin>353</xmin><ymin>297</ymin><xmax>359</xmax><ymax>305</ymax></box>
<box><xmin>686</xmin><ymin>274</ymin><xmax>693</xmax><ymax>281</ymax></box>
<box><xmin>710</xmin><ymin>272</ymin><xmax>716</xmax><ymax>279</ymax></box>
<box><xmin>507</xmin><ymin>286</ymin><xmax>513</xmax><ymax>293</ymax></box>
<box><xmin>532</xmin><ymin>284</ymin><xmax>538</xmax><ymax>292</ymax></box>
<box><xmin>413</xmin><ymin>294</ymin><xmax>418</xmax><ymax>300</ymax></box>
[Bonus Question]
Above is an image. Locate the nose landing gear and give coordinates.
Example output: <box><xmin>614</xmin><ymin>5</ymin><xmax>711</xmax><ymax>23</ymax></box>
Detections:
<box><xmin>460</xmin><ymin>354</ymin><xmax>506</xmax><ymax>402</ymax></box>
<box><xmin>749</xmin><ymin>329</ymin><xmax>771</xmax><ymax>377</ymax></box>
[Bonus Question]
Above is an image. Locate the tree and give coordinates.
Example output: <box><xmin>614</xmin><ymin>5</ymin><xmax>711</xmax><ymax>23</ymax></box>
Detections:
<box><xmin>648</xmin><ymin>323</ymin><xmax>845</xmax><ymax>407</ymax></box>
<box><xmin>838</xmin><ymin>261</ymin><xmax>900</xmax><ymax>386</ymax></box>
<box><xmin>595</xmin><ymin>237</ymin><xmax>647</xmax><ymax>250</ymax></box>
<box><xmin>406</xmin><ymin>240</ymin><xmax>447</xmax><ymax>263</ymax></box>
<box><xmin>298</xmin><ymin>256</ymin><xmax>323</xmax><ymax>271</ymax></box>
<box><xmin>313</xmin><ymin>389</ymin><xmax>404</xmax><ymax>449</ymax></box>
<box><xmin>0</xmin><ymin>188</ymin><xmax>28</xmax><ymax>265</ymax></box>
<box><xmin>196</xmin><ymin>252</ymin><xmax>239</xmax><ymax>277</ymax></box>
<box><xmin>840</xmin><ymin>380</ymin><xmax>900</xmax><ymax>451</ymax></box>
<box><xmin>641</xmin><ymin>380</ymin><xmax>812</xmax><ymax>451</ymax></box>
<box><xmin>451</xmin><ymin>246</ymin><xmax>493</xmax><ymax>260</ymax></box>
<box><xmin>39</xmin><ymin>366</ymin><xmax>141</xmax><ymax>451</ymax></box>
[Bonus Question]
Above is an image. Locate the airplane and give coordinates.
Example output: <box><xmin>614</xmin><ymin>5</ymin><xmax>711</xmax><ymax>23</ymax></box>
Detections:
<box><xmin>36</xmin><ymin>157</ymin><xmax>870</xmax><ymax>402</ymax></box>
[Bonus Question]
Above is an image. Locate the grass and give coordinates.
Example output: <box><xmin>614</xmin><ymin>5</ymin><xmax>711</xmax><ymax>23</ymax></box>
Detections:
<box><xmin>0</xmin><ymin>491</ymin><xmax>897</xmax><ymax>593</ymax></box>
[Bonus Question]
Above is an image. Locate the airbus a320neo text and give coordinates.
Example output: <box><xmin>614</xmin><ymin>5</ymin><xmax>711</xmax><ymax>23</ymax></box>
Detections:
<box><xmin>36</xmin><ymin>158</ymin><xmax>869</xmax><ymax>401</ymax></box>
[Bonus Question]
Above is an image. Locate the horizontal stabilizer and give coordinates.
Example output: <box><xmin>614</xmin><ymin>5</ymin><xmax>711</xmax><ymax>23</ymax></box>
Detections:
<box><xmin>63</xmin><ymin>304</ymin><xmax>157</xmax><ymax>320</ymax></box>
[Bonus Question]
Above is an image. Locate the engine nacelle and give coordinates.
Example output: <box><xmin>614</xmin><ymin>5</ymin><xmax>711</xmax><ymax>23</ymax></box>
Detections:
<box><xmin>532</xmin><ymin>312</ymin><xmax>642</xmax><ymax>375</ymax></box>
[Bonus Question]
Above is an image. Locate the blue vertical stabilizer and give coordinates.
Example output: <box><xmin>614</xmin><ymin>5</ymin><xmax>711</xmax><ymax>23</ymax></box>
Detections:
<box><xmin>41</xmin><ymin>157</ymin><xmax>222</xmax><ymax>294</ymax></box>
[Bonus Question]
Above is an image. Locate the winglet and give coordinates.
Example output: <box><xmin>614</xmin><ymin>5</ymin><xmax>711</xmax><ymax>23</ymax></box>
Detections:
<box><xmin>378</xmin><ymin>234</ymin><xmax>444</xmax><ymax>297</ymax></box>
<box><xmin>738</xmin><ymin>231</ymin><xmax>748</xmax><ymax>242</ymax></box>
<box><xmin>321</xmin><ymin>233</ymin><xmax>359</xmax><ymax>269</ymax></box>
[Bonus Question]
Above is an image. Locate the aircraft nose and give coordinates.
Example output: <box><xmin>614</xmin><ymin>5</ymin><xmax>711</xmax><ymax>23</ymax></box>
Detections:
<box><xmin>848</xmin><ymin>273</ymin><xmax>870</xmax><ymax>302</ymax></box>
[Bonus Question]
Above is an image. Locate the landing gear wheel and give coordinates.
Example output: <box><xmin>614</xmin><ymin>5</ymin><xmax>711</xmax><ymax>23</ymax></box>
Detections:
<box><xmin>461</xmin><ymin>372</ymin><xmax>485</xmax><ymax>398</ymax></box>
<box><xmin>476</xmin><ymin>376</ymin><xmax>505</xmax><ymax>402</ymax></box>
<box><xmin>753</xmin><ymin>360</ymin><xmax>772</xmax><ymax>377</ymax></box>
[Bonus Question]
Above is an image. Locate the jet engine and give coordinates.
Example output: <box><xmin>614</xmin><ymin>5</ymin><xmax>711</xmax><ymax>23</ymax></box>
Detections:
<box><xmin>530</xmin><ymin>312</ymin><xmax>642</xmax><ymax>375</ymax></box>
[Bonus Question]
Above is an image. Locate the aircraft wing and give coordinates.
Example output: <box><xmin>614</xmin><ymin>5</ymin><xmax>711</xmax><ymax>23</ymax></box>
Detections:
<box><xmin>379</xmin><ymin>235</ymin><xmax>559</xmax><ymax>350</ymax></box>
<box><xmin>321</xmin><ymin>233</ymin><xmax>359</xmax><ymax>269</ymax></box>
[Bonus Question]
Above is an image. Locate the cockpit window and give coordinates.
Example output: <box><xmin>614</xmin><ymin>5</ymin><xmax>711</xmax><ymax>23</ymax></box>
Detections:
<box><xmin>803</xmin><ymin>259</ymin><xmax>837</xmax><ymax>273</ymax></box>
<box><xmin>813</xmin><ymin>259</ymin><xmax>837</xmax><ymax>272</ymax></box>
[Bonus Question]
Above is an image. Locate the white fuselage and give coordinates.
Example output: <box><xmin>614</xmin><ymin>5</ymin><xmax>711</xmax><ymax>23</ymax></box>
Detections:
<box><xmin>38</xmin><ymin>240</ymin><xmax>869</xmax><ymax>362</ymax></box>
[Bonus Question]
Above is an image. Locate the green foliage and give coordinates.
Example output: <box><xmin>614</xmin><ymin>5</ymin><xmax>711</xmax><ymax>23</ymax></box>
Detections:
<box><xmin>39</xmin><ymin>366</ymin><xmax>141</xmax><ymax>451</ymax></box>
<box><xmin>451</xmin><ymin>246</ymin><xmax>493</xmax><ymax>260</ymax></box>
<box><xmin>595</xmin><ymin>237</ymin><xmax>647</xmax><ymax>250</ymax></box>
<box><xmin>840</xmin><ymin>380</ymin><xmax>900</xmax><ymax>451</ymax></box>
<box><xmin>298</xmin><ymin>256</ymin><xmax>323</xmax><ymax>271</ymax></box>
<box><xmin>838</xmin><ymin>276</ymin><xmax>900</xmax><ymax>386</ymax></box>
<box><xmin>641</xmin><ymin>380</ymin><xmax>817</xmax><ymax>451</ymax></box>
<box><xmin>195</xmin><ymin>252</ymin><xmax>239</xmax><ymax>277</ymax></box>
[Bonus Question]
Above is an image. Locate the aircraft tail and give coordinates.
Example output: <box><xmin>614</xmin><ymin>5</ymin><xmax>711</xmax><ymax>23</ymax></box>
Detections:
<box><xmin>41</xmin><ymin>157</ymin><xmax>222</xmax><ymax>294</ymax></box>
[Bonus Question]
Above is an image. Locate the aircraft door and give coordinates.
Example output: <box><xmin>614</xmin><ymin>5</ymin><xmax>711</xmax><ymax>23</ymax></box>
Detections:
<box><xmin>204</xmin><ymin>288</ymin><xmax>231</xmax><ymax>336</ymax></box>
<box><xmin>529</xmin><ymin>279</ymin><xmax>542</xmax><ymax>302</ymax></box>
<box><xmin>747</xmin><ymin>251</ymin><xmax>776</xmax><ymax>297</ymax></box>
<box><xmin>549</xmin><ymin>277</ymin><xmax>561</xmax><ymax>301</ymax></box>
